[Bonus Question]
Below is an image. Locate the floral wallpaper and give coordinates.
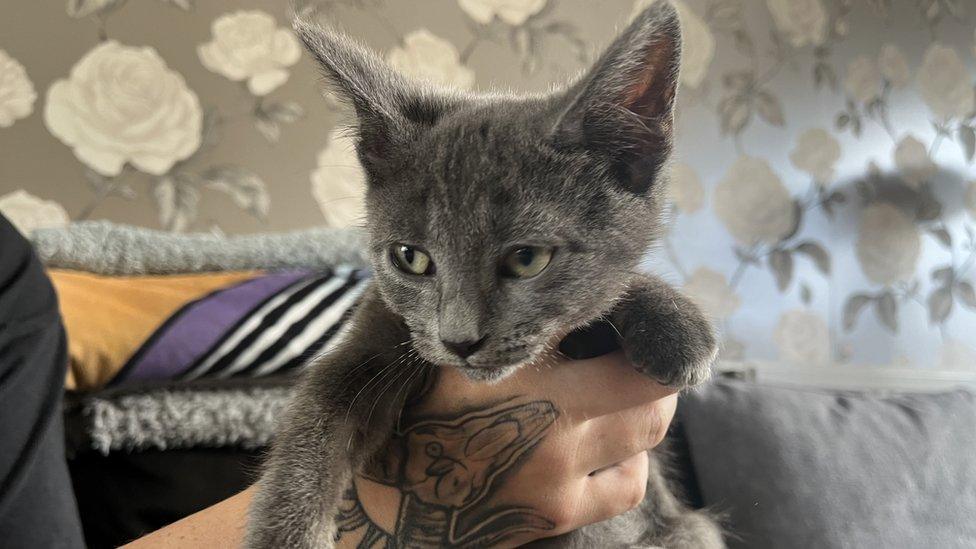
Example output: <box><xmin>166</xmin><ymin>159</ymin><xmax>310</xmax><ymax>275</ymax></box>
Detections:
<box><xmin>1</xmin><ymin>0</ymin><xmax>975</xmax><ymax>370</ymax></box>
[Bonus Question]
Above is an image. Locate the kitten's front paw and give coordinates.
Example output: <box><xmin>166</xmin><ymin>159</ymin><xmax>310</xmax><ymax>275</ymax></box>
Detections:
<box><xmin>622</xmin><ymin>320</ymin><xmax>718</xmax><ymax>390</ymax></box>
<box><xmin>649</xmin><ymin>342</ymin><xmax>717</xmax><ymax>389</ymax></box>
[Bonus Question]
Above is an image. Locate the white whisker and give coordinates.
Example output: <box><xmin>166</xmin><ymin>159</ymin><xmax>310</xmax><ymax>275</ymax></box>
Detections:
<box><xmin>343</xmin><ymin>349</ymin><xmax>408</xmax><ymax>427</ymax></box>
<box><xmin>364</xmin><ymin>357</ymin><xmax>416</xmax><ymax>431</ymax></box>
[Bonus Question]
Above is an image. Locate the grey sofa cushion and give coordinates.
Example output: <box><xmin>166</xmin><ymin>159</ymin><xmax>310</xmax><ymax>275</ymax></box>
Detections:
<box><xmin>679</xmin><ymin>379</ymin><xmax>976</xmax><ymax>549</ymax></box>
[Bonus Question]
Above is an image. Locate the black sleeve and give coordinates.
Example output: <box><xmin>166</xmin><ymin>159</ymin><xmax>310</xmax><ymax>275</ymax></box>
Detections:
<box><xmin>0</xmin><ymin>215</ymin><xmax>85</xmax><ymax>548</ymax></box>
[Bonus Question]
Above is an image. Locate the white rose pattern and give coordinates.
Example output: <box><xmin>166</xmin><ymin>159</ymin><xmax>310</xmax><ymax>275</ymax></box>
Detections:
<box><xmin>713</xmin><ymin>155</ymin><xmax>796</xmax><ymax>246</ymax></box>
<box><xmin>856</xmin><ymin>203</ymin><xmax>921</xmax><ymax>286</ymax></box>
<box><xmin>0</xmin><ymin>50</ymin><xmax>36</xmax><ymax>128</ymax></box>
<box><xmin>387</xmin><ymin>29</ymin><xmax>475</xmax><ymax>90</ymax></box>
<box><xmin>668</xmin><ymin>162</ymin><xmax>705</xmax><ymax>214</ymax></box>
<box><xmin>844</xmin><ymin>55</ymin><xmax>882</xmax><ymax>104</ymax></box>
<box><xmin>765</xmin><ymin>0</ymin><xmax>828</xmax><ymax>48</ymax></box>
<box><xmin>774</xmin><ymin>309</ymin><xmax>831</xmax><ymax>365</ymax></box>
<box><xmin>0</xmin><ymin>190</ymin><xmax>70</xmax><ymax>236</ymax></box>
<box><xmin>630</xmin><ymin>0</ymin><xmax>714</xmax><ymax>88</ymax></box>
<box><xmin>878</xmin><ymin>44</ymin><xmax>910</xmax><ymax>88</ymax></box>
<box><xmin>44</xmin><ymin>41</ymin><xmax>202</xmax><ymax>176</ymax></box>
<box><xmin>683</xmin><ymin>267</ymin><xmax>741</xmax><ymax>320</ymax></box>
<box><xmin>310</xmin><ymin>129</ymin><xmax>367</xmax><ymax>228</ymax></box>
<box><xmin>790</xmin><ymin>128</ymin><xmax>841</xmax><ymax>185</ymax></box>
<box><xmin>916</xmin><ymin>43</ymin><xmax>974</xmax><ymax>120</ymax></box>
<box><xmin>893</xmin><ymin>135</ymin><xmax>937</xmax><ymax>188</ymax></box>
<box><xmin>198</xmin><ymin>10</ymin><xmax>302</xmax><ymax>96</ymax></box>
<box><xmin>457</xmin><ymin>0</ymin><xmax>547</xmax><ymax>25</ymax></box>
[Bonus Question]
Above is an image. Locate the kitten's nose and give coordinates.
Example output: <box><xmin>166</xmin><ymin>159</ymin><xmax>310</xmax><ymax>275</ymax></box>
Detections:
<box><xmin>441</xmin><ymin>335</ymin><xmax>488</xmax><ymax>359</ymax></box>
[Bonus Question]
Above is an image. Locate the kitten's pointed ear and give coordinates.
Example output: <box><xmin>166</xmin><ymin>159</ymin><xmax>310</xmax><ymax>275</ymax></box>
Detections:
<box><xmin>292</xmin><ymin>13</ymin><xmax>449</xmax><ymax>174</ymax></box>
<box><xmin>554</xmin><ymin>2</ymin><xmax>681</xmax><ymax>194</ymax></box>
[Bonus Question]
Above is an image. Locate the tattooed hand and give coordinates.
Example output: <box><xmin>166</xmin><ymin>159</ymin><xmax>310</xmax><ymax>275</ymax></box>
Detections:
<box><xmin>334</xmin><ymin>347</ymin><xmax>679</xmax><ymax>548</ymax></box>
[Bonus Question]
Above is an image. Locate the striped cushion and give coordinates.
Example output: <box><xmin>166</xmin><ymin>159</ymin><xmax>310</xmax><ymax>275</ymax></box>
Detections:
<box><xmin>51</xmin><ymin>267</ymin><xmax>370</xmax><ymax>392</ymax></box>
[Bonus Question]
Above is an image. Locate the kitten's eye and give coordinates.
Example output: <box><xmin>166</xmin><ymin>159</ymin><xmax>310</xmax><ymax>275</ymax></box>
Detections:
<box><xmin>391</xmin><ymin>244</ymin><xmax>435</xmax><ymax>276</ymax></box>
<box><xmin>501</xmin><ymin>246</ymin><xmax>553</xmax><ymax>279</ymax></box>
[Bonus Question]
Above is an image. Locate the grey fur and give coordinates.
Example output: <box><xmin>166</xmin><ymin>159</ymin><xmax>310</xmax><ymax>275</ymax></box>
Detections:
<box><xmin>74</xmin><ymin>385</ymin><xmax>291</xmax><ymax>455</ymax></box>
<box><xmin>31</xmin><ymin>220</ymin><xmax>368</xmax><ymax>275</ymax></box>
<box><xmin>249</xmin><ymin>3</ymin><xmax>722</xmax><ymax>547</ymax></box>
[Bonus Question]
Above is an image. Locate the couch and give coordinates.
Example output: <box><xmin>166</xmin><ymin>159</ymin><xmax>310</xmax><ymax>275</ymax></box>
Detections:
<box><xmin>35</xmin><ymin>222</ymin><xmax>976</xmax><ymax>548</ymax></box>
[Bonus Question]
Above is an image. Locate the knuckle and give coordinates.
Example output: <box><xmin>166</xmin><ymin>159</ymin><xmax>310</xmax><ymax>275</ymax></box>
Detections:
<box><xmin>642</xmin><ymin>403</ymin><xmax>670</xmax><ymax>448</ymax></box>
<box><xmin>614</xmin><ymin>457</ymin><xmax>648</xmax><ymax>514</ymax></box>
<box><xmin>542</xmin><ymin>495</ymin><xmax>580</xmax><ymax>532</ymax></box>
<box><xmin>622</xmin><ymin>405</ymin><xmax>667</xmax><ymax>456</ymax></box>
<box><xmin>623</xmin><ymin>434</ymin><xmax>645</xmax><ymax>457</ymax></box>
<box><xmin>626</xmin><ymin>476</ymin><xmax>648</xmax><ymax>511</ymax></box>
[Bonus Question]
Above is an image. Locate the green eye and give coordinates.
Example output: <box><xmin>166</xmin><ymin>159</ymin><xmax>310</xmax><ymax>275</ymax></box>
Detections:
<box><xmin>502</xmin><ymin>246</ymin><xmax>553</xmax><ymax>279</ymax></box>
<box><xmin>391</xmin><ymin>244</ymin><xmax>435</xmax><ymax>275</ymax></box>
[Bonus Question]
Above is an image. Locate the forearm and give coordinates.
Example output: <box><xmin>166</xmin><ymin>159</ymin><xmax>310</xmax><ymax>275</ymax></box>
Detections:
<box><xmin>122</xmin><ymin>468</ymin><xmax>534</xmax><ymax>549</ymax></box>
<box><xmin>123</xmin><ymin>476</ymin><xmax>513</xmax><ymax>549</ymax></box>
<box><xmin>121</xmin><ymin>481</ymin><xmax>401</xmax><ymax>549</ymax></box>
<box><xmin>123</xmin><ymin>487</ymin><xmax>253</xmax><ymax>548</ymax></box>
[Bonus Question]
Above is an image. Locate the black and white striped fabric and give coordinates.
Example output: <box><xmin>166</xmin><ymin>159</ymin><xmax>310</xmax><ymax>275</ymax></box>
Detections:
<box><xmin>181</xmin><ymin>267</ymin><xmax>371</xmax><ymax>381</ymax></box>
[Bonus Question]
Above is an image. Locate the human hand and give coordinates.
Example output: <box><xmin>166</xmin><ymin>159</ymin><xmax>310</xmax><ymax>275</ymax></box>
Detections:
<box><xmin>340</xmin><ymin>345</ymin><xmax>678</xmax><ymax>548</ymax></box>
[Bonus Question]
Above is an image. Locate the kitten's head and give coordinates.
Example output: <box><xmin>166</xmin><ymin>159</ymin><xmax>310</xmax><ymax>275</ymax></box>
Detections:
<box><xmin>295</xmin><ymin>3</ymin><xmax>681</xmax><ymax>381</ymax></box>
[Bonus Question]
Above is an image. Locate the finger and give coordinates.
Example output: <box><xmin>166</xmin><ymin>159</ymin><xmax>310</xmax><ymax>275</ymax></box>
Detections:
<box><xmin>415</xmin><ymin>348</ymin><xmax>675</xmax><ymax>419</ymax></box>
<box><xmin>531</xmin><ymin>350</ymin><xmax>677</xmax><ymax>420</ymax></box>
<box><xmin>576</xmin><ymin>393</ymin><xmax>677</xmax><ymax>474</ymax></box>
<box><xmin>574</xmin><ymin>451</ymin><xmax>649</xmax><ymax>528</ymax></box>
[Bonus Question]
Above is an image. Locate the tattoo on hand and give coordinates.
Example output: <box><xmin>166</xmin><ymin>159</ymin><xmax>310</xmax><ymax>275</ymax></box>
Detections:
<box><xmin>336</xmin><ymin>399</ymin><xmax>559</xmax><ymax>548</ymax></box>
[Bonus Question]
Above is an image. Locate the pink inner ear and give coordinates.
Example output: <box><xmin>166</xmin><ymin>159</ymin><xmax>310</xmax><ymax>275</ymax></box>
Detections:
<box><xmin>622</xmin><ymin>39</ymin><xmax>678</xmax><ymax>118</ymax></box>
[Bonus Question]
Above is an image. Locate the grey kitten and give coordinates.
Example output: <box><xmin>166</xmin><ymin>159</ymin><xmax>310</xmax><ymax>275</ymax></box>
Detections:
<box><xmin>247</xmin><ymin>2</ymin><xmax>722</xmax><ymax>548</ymax></box>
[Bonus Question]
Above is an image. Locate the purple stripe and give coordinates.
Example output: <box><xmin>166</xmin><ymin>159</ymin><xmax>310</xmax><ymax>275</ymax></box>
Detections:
<box><xmin>122</xmin><ymin>271</ymin><xmax>311</xmax><ymax>382</ymax></box>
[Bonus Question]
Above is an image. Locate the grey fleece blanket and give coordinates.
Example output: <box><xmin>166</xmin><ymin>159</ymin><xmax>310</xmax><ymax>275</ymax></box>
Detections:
<box><xmin>75</xmin><ymin>385</ymin><xmax>292</xmax><ymax>455</ymax></box>
<box><xmin>33</xmin><ymin>221</ymin><xmax>367</xmax><ymax>453</ymax></box>
<box><xmin>31</xmin><ymin>220</ymin><xmax>369</xmax><ymax>274</ymax></box>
